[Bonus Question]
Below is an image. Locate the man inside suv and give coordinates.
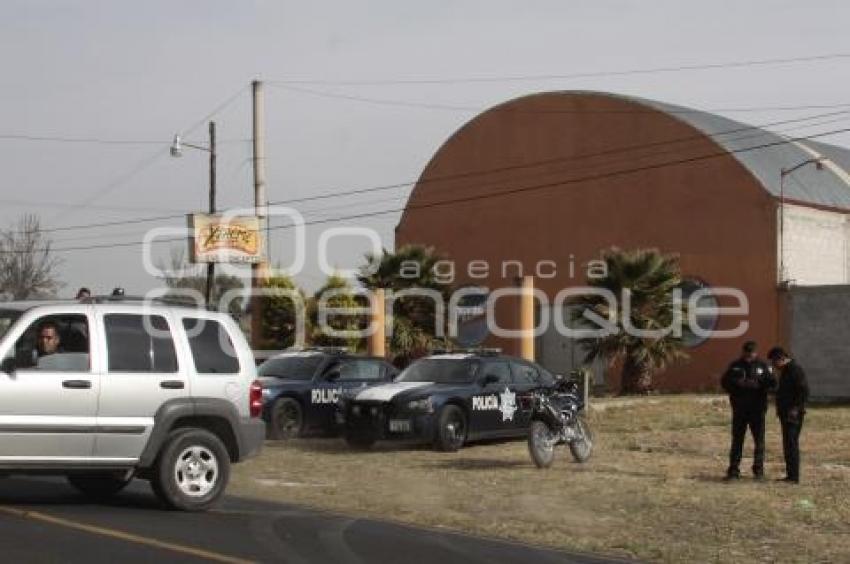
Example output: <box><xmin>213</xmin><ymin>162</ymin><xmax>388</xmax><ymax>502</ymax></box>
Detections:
<box><xmin>36</xmin><ymin>321</ymin><xmax>63</xmax><ymax>359</ymax></box>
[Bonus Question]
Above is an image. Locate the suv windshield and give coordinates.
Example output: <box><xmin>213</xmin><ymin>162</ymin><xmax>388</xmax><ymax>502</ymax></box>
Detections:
<box><xmin>396</xmin><ymin>358</ymin><xmax>480</xmax><ymax>384</ymax></box>
<box><xmin>0</xmin><ymin>310</ymin><xmax>22</xmax><ymax>341</ymax></box>
<box><xmin>258</xmin><ymin>354</ymin><xmax>324</xmax><ymax>380</ymax></box>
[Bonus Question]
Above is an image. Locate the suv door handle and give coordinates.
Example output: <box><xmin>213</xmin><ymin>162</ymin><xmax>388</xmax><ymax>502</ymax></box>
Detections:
<box><xmin>159</xmin><ymin>380</ymin><xmax>185</xmax><ymax>390</ymax></box>
<box><xmin>62</xmin><ymin>379</ymin><xmax>92</xmax><ymax>389</ymax></box>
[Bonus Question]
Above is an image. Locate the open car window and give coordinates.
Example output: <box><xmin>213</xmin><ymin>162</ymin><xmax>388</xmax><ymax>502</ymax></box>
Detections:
<box><xmin>5</xmin><ymin>313</ymin><xmax>90</xmax><ymax>372</ymax></box>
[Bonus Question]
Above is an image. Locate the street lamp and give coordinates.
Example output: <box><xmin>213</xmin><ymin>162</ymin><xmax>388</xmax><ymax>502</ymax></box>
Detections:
<box><xmin>779</xmin><ymin>157</ymin><xmax>825</xmax><ymax>284</ymax></box>
<box><xmin>170</xmin><ymin>121</ymin><xmax>217</xmax><ymax>306</ymax></box>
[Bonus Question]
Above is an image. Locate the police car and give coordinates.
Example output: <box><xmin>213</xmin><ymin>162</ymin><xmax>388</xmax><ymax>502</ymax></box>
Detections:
<box><xmin>259</xmin><ymin>348</ymin><xmax>398</xmax><ymax>439</ymax></box>
<box><xmin>340</xmin><ymin>350</ymin><xmax>556</xmax><ymax>451</ymax></box>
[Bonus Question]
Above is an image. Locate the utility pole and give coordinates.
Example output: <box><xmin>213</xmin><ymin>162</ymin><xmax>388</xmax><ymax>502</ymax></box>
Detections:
<box><xmin>206</xmin><ymin>121</ymin><xmax>217</xmax><ymax>306</ymax></box>
<box><xmin>368</xmin><ymin>289</ymin><xmax>386</xmax><ymax>358</ymax></box>
<box><xmin>251</xmin><ymin>80</ymin><xmax>267</xmax><ymax>348</ymax></box>
<box><xmin>520</xmin><ymin>276</ymin><xmax>535</xmax><ymax>361</ymax></box>
<box><xmin>169</xmin><ymin>122</ymin><xmax>217</xmax><ymax>308</ymax></box>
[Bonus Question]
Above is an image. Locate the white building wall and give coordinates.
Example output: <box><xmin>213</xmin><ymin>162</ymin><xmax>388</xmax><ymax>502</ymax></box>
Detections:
<box><xmin>780</xmin><ymin>203</ymin><xmax>849</xmax><ymax>285</ymax></box>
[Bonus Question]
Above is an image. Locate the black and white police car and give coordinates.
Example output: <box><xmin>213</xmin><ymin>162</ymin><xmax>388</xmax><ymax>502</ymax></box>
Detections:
<box><xmin>259</xmin><ymin>348</ymin><xmax>398</xmax><ymax>439</ymax></box>
<box><xmin>340</xmin><ymin>350</ymin><xmax>556</xmax><ymax>451</ymax></box>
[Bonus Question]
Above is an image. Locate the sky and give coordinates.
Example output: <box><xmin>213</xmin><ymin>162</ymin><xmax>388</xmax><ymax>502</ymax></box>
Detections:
<box><xmin>0</xmin><ymin>0</ymin><xmax>848</xmax><ymax>297</ymax></box>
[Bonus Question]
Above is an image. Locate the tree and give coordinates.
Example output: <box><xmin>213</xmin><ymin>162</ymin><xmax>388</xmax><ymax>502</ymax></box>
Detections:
<box><xmin>159</xmin><ymin>249</ymin><xmax>244</xmax><ymax>315</ymax></box>
<box><xmin>257</xmin><ymin>273</ymin><xmax>305</xmax><ymax>351</ymax></box>
<box><xmin>0</xmin><ymin>214</ymin><xmax>61</xmax><ymax>300</ymax></box>
<box><xmin>358</xmin><ymin>245</ymin><xmax>450</xmax><ymax>366</ymax></box>
<box><xmin>572</xmin><ymin>248</ymin><xmax>688</xmax><ymax>395</ymax></box>
<box><xmin>308</xmin><ymin>274</ymin><xmax>364</xmax><ymax>351</ymax></box>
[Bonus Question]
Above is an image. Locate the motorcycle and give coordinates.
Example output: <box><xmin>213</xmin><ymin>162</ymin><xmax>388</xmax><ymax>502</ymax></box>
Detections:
<box><xmin>527</xmin><ymin>377</ymin><xmax>593</xmax><ymax>468</ymax></box>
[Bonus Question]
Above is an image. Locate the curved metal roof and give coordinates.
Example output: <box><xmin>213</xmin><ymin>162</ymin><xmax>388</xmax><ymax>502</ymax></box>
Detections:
<box><xmin>626</xmin><ymin>94</ymin><xmax>850</xmax><ymax>209</ymax></box>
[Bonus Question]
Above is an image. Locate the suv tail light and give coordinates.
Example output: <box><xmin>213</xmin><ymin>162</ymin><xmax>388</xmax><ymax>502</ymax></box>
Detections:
<box><xmin>249</xmin><ymin>380</ymin><xmax>263</xmax><ymax>418</ymax></box>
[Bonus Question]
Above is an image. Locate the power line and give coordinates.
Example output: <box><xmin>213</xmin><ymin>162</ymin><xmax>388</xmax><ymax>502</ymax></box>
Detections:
<box><xmin>54</xmin><ymin>192</ymin><xmax>410</xmax><ymax>243</ymax></box>
<box><xmin>43</xmin><ymin>148</ymin><xmax>169</xmax><ymax>226</ymax></box>
<box><xmin>12</xmin><ymin>106</ymin><xmax>850</xmax><ymax>236</ymax></box>
<box><xmin>41</xmin><ymin>85</ymin><xmax>250</xmax><ymax>225</ymax></box>
<box><xmin>0</xmin><ymin>134</ymin><xmax>251</xmax><ymax>146</ymax></box>
<box><xmin>272</xmin><ymin>83</ymin><xmax>850</xmax><ymax>115</ymax></box>
<box><xmin>262</xmin><ymin>108</ymin><xmax>850</xmax><ymax>208</ymax></box>
<box><xmin>0</xmin><ymin>134</ymin><xmax>162</xmax><ymax>145</ymax></box>
<box><xmin>43</xmin><ymin>195</ymin><xmax>409</xmax><ymax>244</ymax></box>
<box><xmin>178</xmin><ymin>85</ymin><xmax>249</xmax><ymax>138</ymax></box>
<box><xmin>269</xmin><ymin>52</ymin><xmax>850</xmax><ymax>86</ymax></box>
<box><xmin>8</xmin><ymin>124</ymin><xmax>849</xmax><ymax>255</ymax></box>
<box><xmin>58</xmin><ymin>106</ymin><xmax>836</xmax><ymax>241</ymax></box>
<box><xmin>0</xmin><ymin>197</ymin><xmax>181</xmax><ymax>214</ymax></box>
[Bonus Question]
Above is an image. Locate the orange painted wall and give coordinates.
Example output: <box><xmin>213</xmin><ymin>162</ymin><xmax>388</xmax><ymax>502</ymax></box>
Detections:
<box><xmin>395</xmin><ymin>92</ymin><xmax>780</xmax><ymax>392</ymax></box>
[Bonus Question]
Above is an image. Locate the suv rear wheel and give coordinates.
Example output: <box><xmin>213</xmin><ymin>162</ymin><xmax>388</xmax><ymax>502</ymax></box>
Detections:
<box><xmin>151</xmin><ymin>428</ymin><xmax>230</xmax><ymax>511</ymax></box>
<box><xmin>67</xmin><ymin>471</ymin><xmax>131</xmax><ymax>500</ymax></box>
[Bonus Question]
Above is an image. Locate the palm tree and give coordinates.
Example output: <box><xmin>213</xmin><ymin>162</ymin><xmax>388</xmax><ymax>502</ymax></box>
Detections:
<box><xmin>572</xmin><ymin>248</ymin><xmax>688</xmax><ymax>394</ymax></box>
<box><xmin>258</xmin><ymin>273</ymin><xmax>306</xmax><ymax>350</ymax></box>
<box><xmin>308</xmin><ymin>274</ymin><xmax>364</xmax><ymax>351</ymax></box>
<box><xmin>358</xmin><ymin>245</ymin><xmax>449</xmax><ymax>366</ymax></box>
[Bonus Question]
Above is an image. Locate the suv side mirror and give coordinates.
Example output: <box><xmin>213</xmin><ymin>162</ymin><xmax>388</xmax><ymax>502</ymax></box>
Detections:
<box><xmin>1</xmin><ymin>357</ymin><xmax>15</xmax><ymax>375</ymax></box>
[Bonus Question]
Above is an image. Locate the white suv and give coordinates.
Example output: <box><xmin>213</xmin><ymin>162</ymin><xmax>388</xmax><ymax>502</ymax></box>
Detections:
<box><xmin>0</xmin><ymin>297</ymin><xmax>264</xmax><ymax>511</ymax></box>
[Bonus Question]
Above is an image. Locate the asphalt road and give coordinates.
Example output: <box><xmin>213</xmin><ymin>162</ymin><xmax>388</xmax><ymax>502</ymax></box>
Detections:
<box><xmin>0</xmin><ymin>476</ymin><xmax>627</xmax><ymax>564</ymax></box>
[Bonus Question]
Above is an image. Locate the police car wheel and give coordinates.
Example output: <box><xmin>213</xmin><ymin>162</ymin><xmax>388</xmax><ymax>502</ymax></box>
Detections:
<box><xmin>270</xmin><ymin>398</ymin><xmax>303</xmax><ymax>440</ymax></box>
<box><xmin>434</xmin><ymin>405</ymin><xmax>466</xmax><ymax>452</ymax></box>
<box><xmin>528</xmin><ymin>420</ymin><xmax>556</xmax><ymax>469</ymax></box>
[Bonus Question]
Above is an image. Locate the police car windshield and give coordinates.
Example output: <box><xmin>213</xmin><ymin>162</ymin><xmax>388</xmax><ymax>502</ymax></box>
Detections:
<box><xmin>0</xmin><ymin>310</ymin><xmax>21</xmax><ymax>340</ymax></box>
<box><xmin>396</xmin><ymin>358</ymin><xmax>480</xmax><ymax>384</ymax></box>
<box><xmin>258</xmin><ymin>355</ymin><xmax>323</xmax><ymax>380</ymax></box>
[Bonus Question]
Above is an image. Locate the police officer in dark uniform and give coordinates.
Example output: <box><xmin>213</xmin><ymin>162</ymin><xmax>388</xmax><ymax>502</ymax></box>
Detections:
<box><xmin>768</xmin><ymin>347</ymin><xmax>809</xmax><ymax>484</ymax></box>
<box><xmin>721</xmin><ymin>341</ymin><xmax>776</xmax><ymax>480</ymax></box>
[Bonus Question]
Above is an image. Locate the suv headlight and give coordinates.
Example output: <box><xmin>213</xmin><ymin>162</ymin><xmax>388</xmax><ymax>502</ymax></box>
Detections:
<box><xmin>406</xmin><ymin>397</ymin><xmax>433</xmax><ymax>413</ymax></box>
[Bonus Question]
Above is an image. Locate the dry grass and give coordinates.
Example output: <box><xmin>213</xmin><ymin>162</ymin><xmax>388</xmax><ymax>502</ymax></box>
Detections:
<box><xmin>229</xmin><ymin>396</ymin><xmax>850</xmax><ymax>562</ymax></box>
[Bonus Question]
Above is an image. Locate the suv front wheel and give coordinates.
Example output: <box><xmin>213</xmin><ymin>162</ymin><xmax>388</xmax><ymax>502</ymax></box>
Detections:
<box><xmin>433</xmin><ymin>405</ymin><xmax>467</xmax><ymax>452</ymax></box>
<box><xmin>151</xmin><ymin>428</ymin><xmax>231</xmax><ymax>511</ymax></box>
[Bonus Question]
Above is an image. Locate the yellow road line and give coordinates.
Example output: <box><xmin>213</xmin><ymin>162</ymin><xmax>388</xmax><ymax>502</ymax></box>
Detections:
<box><xmin>0</xmin><ymin>506</ymin><xmax>255</xmax><ymax>564</ymax></box>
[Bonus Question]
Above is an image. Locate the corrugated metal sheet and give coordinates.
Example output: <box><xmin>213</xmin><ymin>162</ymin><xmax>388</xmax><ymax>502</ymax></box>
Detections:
<box><xmin>630</xmin><ymin>95</ymin><xmax>850</xmax><ymax>209</ymax></box>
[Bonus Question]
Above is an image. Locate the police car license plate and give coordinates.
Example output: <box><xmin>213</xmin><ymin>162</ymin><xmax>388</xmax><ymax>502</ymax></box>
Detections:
<box><xmin>389</xmin><ymin>419</ymin><xmax>411</xmax><ymax>433</ymax></box>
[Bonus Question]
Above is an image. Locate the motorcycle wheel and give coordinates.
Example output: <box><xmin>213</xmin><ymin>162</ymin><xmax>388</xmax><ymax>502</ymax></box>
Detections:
<box><xmin>568</xmin><ymin>415</ymin><xmax>593</xmax><ymax>463</ymax></box>
<box><xmin>528</xmin><ymin>420</ymin><xmax>557</xmax><ymax>469</ymax></box>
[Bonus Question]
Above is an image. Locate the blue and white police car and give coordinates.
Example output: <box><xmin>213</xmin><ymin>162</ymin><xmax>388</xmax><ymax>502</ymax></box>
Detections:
<box><xmin>259</xmin><ymin>348</ymin><xmax>398</xmax><ymax>439</ymax></box>
<box><xmin>340</xmin><ymin>350</ymin><xmax>556</xmax><ymax>451</ymax></box>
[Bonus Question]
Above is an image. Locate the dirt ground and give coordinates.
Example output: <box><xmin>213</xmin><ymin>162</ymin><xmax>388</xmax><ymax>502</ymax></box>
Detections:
<box><xmin>229</xmin><ymin>396</ymin><xmax>850</xmax><ymax>563</ymax></box>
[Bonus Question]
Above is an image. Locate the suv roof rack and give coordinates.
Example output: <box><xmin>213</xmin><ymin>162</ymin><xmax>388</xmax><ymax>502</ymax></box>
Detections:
<box><xmin>81</xmin><ymin>295</ymin><xmax>208</xmax><ymax>309</ymax></box>
<box><xmin>285</xmin><ymin>346</ymin><xmax>350</xmax><ymax>354</ymax></box>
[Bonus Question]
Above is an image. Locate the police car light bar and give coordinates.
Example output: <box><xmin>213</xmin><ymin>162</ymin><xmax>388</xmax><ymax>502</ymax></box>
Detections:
<box><xmin>430</xmin><ymin>347</ymin><xmax>502</xmax><ymax>356</ymax></box>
